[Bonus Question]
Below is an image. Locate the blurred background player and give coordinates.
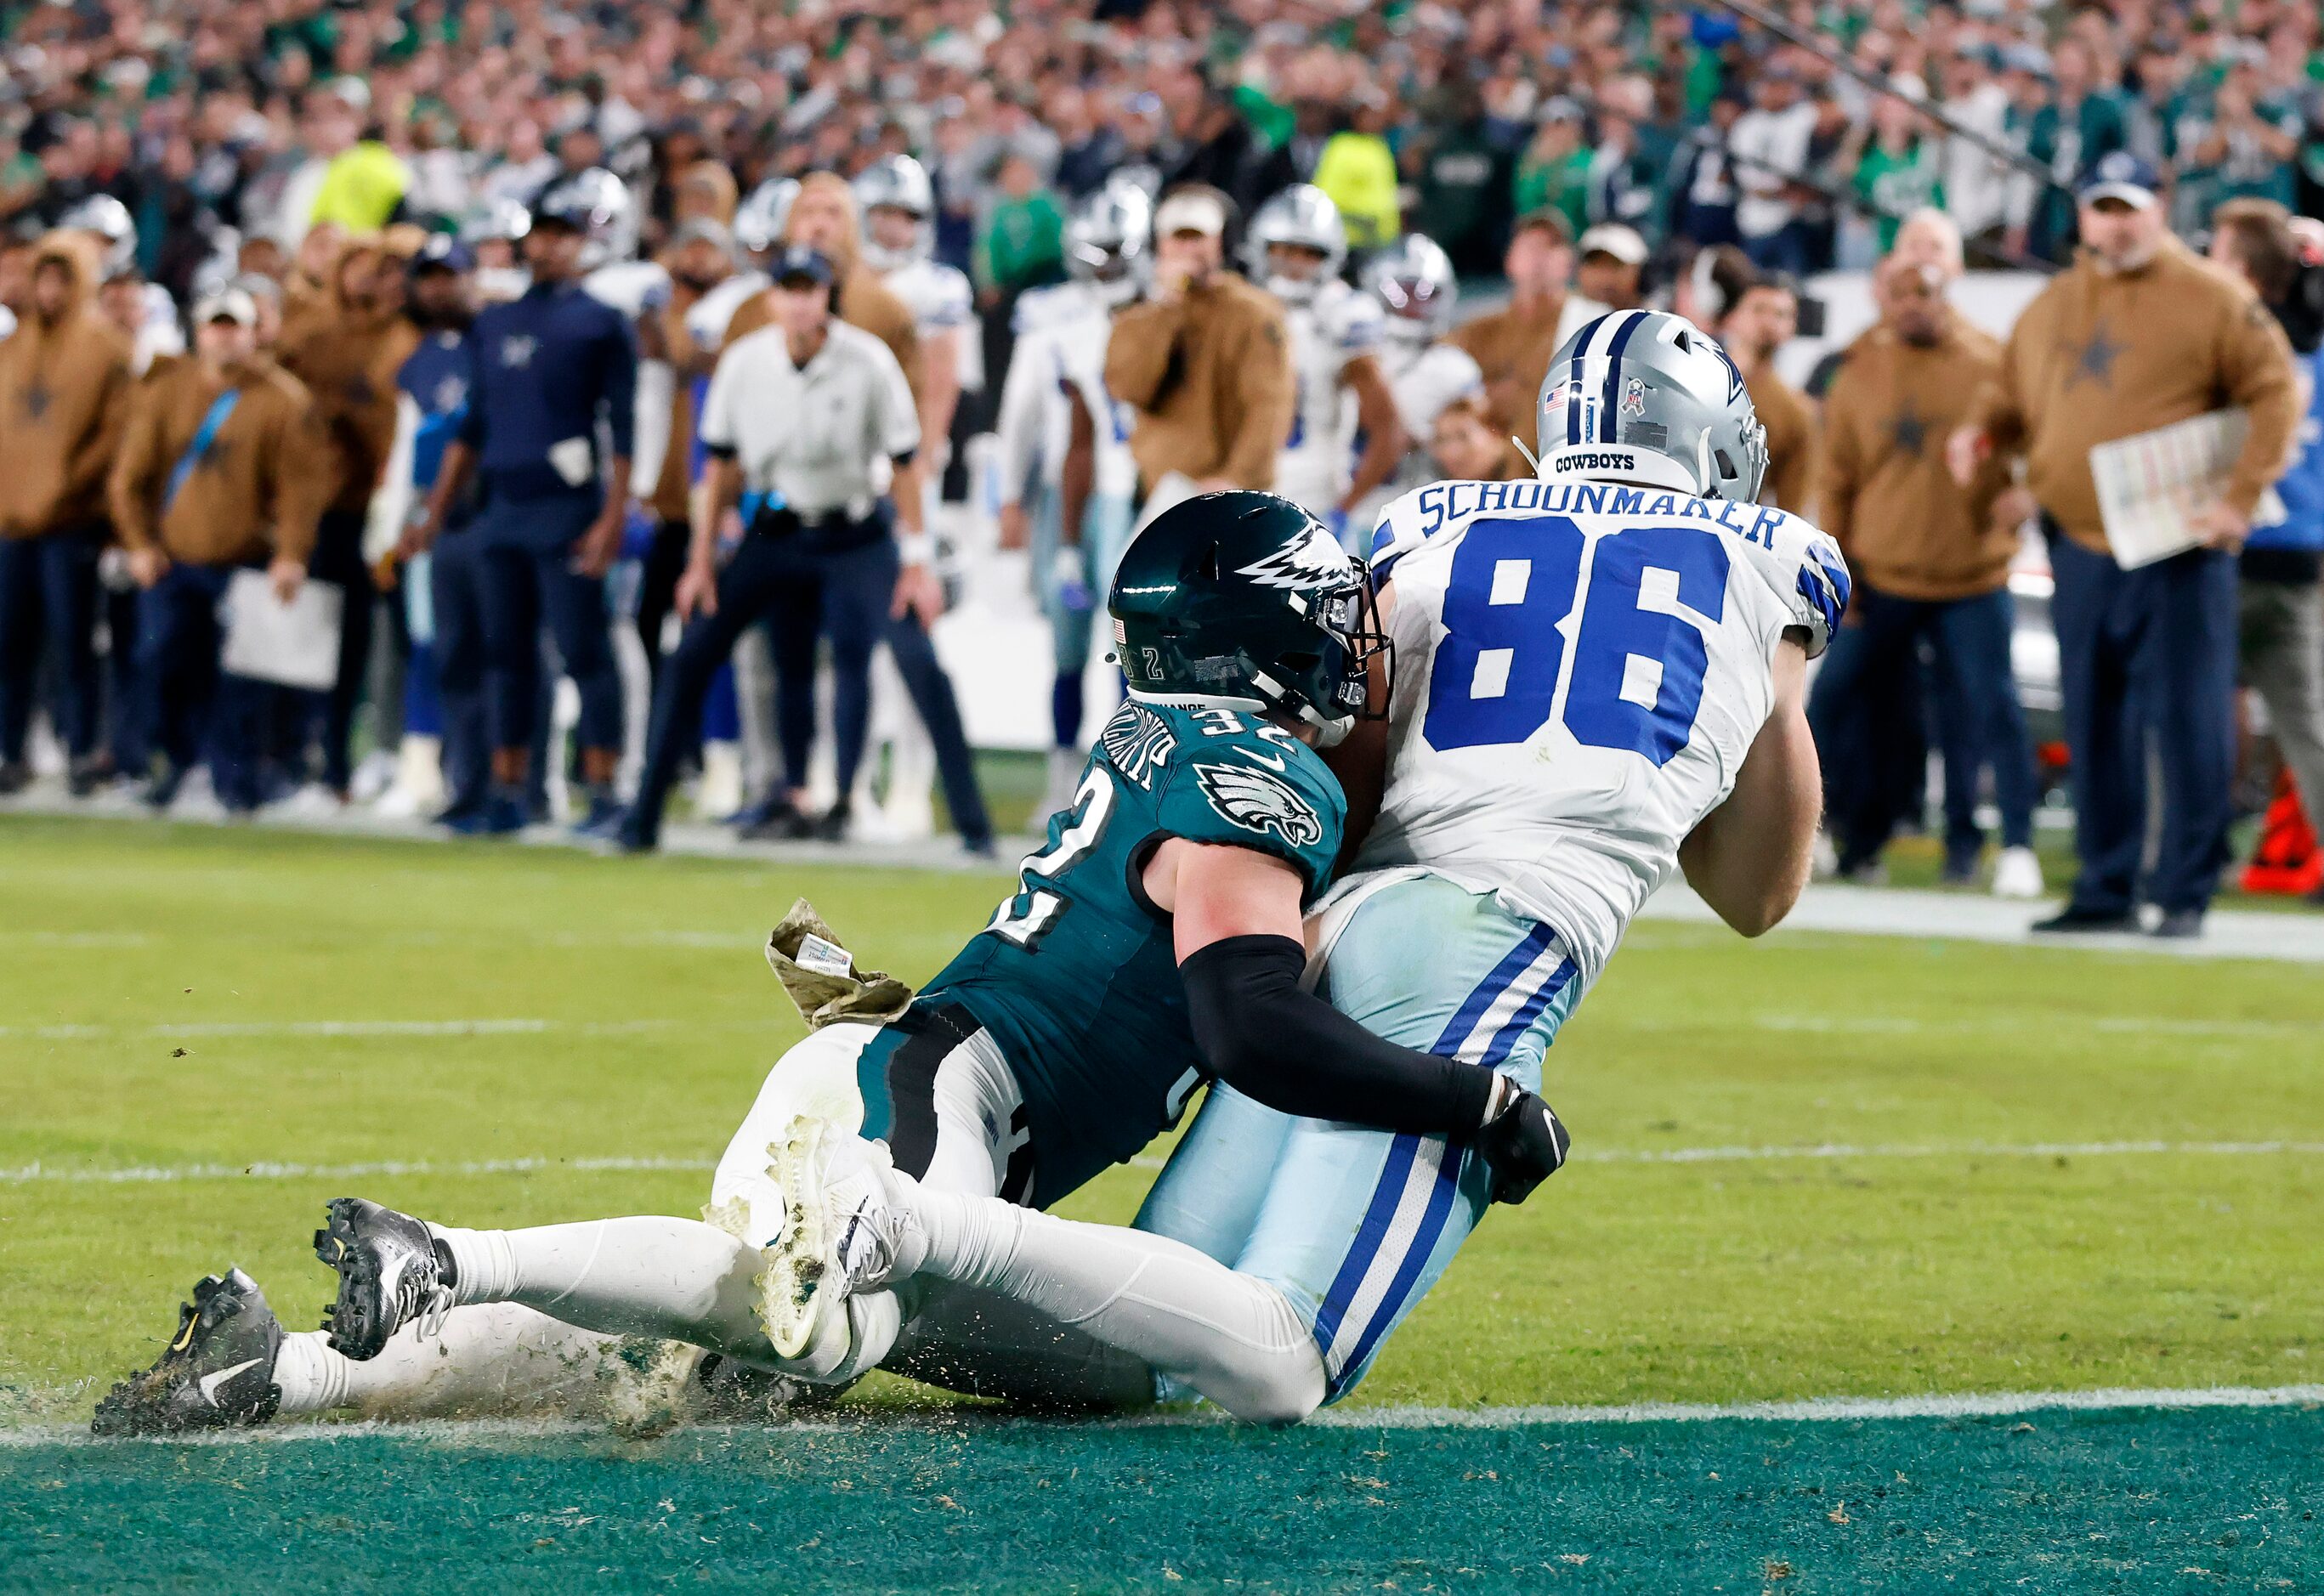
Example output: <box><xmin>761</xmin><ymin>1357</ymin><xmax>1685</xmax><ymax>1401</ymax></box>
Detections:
<box><xmin>367</xmin><ymin>235</ymin><xmax>489</xmax><ymax>823</ymax></box>
<box><xmin>399</xmin><ymin>177</ymin><xmax>638</xmax><ymax>838</ymax></box>
<box><xmin>632</xmin><ymin>216</ymin><xmax>745</xmax><ymax>727</ymax></box>
<box><xmin>1358</xmin><ymin>232</ymin><xmax>1483</xmax><ymax>527</ymax></box>
<box><xmin>1245</xmin><ymin>184</ymin><xmax>1403</xmax><ymax>546</ymax></box>
<box><xmin>853</xmin><ymin>154</ymin><xmax>977</xmax><ymax>842</ymax></box>
<box><xmin>995</xmin><ymin>180</ymin><xmax>1149</xmax><ymax>813</ymax></box>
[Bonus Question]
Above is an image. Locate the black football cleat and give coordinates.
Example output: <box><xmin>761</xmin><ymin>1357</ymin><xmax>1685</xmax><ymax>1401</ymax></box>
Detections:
<box><xmin>314</xmin><ymin>1197</ymin><xmax>454</xmax><ymax>1361</ymax></box>
<box><xmin>93</xmin><ymin>1268</ymin><xmax>285</xmax><ymax>1437</ymax></box>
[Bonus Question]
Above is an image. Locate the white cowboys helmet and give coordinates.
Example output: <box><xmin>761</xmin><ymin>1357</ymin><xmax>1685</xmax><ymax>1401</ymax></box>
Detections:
<box><xmin>734</xmin><ymin>178</ymin><xmax>798</xmax><ymax>260</ymax></box>
<box><xmin>1536</xmin><ymin>308</ymin><xmax>1769</xmax><ymax>501</ymax></box>
<box><xmin>1244</xmin><ymin>184</ymin><xmax>1346</xmax><ymax>305</ymax></box>
<box><xmin>1064</xmin><ymin>180</ymin><xmax>1152</xmax><ymax>308</ymax></box>
<box><xmin>460</xmin><ymin>195</ymin><xmax>532</xmax><ymax>247</ymax></box>
<box><xmin>531</xmin><ymin>168</ymin><xmax>638</xmax><ymax>269</ymax></box>
<box><xmin>853</xmin><ymin>155</ymin><xmax>935</xmax><ymax>272</ymax></box>
<box><xmin>1362</xmin><ymin>232</ymin><xmax>1458</xmax><ymax>342</ymax></box>
<box><xmin>60</xmin><ymin>195</ymin><xmax>138</xmax><ymax>279</ymax></box>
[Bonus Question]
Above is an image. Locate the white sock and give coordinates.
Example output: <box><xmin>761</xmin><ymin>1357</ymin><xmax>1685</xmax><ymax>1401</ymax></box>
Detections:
<box><xmin>273</xmin><ymin>1305</ymin><xmax>623</xmax><ymax>1418</ymax></box>
<box><xmin>905</xmin><ymin>1182</ymin><xmax>1325</xmax><ymax>1423</ymax></box>
<box><xmin>429</xmin><ymin>1217</ymin><xmax>777</xmax><ymax>1365</ymax></box>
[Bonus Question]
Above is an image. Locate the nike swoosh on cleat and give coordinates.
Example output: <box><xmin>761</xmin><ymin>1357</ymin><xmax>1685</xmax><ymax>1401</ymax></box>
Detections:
<box><xmin>197</xmin><ymin>1358</ymin><xmax>263</xmax><ymax>1406</ymax></box>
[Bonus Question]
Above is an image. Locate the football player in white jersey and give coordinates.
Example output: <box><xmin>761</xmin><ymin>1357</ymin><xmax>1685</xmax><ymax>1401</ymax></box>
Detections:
<box><xmin>1247</xmin><ymin>185</ymin><xmax>1404</xmax><ymax>548</ymax></box>
<box><xmin>856</xmin><ymin>156</ymin><xmax>978</xmax><ymax>473</ymax></box>
<box><xmin>783</xmin><ymin>308</ymin><xmax>1851</xmax><ymax>1421</ymax></box>
<box><xmin>994</xmin><ymin>181</ymin><xmax>1149</xmax><ymax>811</ymax></box>
<box><xmin>845</xmin><ymin>156</ymin><xmax>980</xmax><ymax>839</ymax></box>
<box><xmin>1354</xmin><ymin>233</ymin><xmax>1482</xmax><ymax>526</ymax></box>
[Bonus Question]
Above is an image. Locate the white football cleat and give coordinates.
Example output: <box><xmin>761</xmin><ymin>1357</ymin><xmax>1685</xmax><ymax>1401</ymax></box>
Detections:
<box><xmin>1991</xmin><ymin>845</ymin><xmax>2045</xmax><ymax>900</ymax></box>
<box><xmin>756</xmin><ymin>1121</ymin><xmax>919</xmax><ymax>1361</ymax></box>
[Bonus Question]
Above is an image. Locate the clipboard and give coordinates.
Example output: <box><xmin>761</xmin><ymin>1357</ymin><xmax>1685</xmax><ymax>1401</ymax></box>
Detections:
<box><xmin>220</xmin><ymin>571</ymin><xmax>343</xmax><ymax>691</ymax></box>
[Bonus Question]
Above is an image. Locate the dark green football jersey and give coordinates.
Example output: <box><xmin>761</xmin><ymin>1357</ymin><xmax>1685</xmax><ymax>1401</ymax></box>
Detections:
<box><xmin>917</xmin><ymin>699</ymin><xmax>1346</xmax><ymax>1205</ymax></box>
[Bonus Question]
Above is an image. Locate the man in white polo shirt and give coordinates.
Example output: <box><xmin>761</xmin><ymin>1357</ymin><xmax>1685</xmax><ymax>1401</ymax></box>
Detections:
<box><xmin>616</xmin><ymin>245</ymin><xmax>983</xmax><ymax>852</ymax></box>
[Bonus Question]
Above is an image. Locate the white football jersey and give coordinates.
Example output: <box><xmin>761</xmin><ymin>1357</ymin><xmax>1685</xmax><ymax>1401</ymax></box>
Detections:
<box><xmin>1273</xmin><ymin>279</ymin><xmax>1385</xmax><ymax>516</ymax></box>
<box><xmin>882</xmin><ymin>258</ymin><xmax>983</xmax><ymax>392</ymax></box>
<box><xmin>1360</xmin><ymin>474</ymin><xmax>1843</xmax><ymax>988</ymax></box>
<box><xmin>1380</xmin><ymin>338</ymin><xmax>1484</xmax><ymax>444</ymax></box>
<box><xmin>1000</xmin><ymin>281</ymin><xmax>1136</xmax><ymax>502</ymax></box>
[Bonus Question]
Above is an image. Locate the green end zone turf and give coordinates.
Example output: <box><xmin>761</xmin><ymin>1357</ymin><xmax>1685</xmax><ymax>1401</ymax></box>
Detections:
<box><xmin>6</xmin><ymin>1406</ymin><xmax>2321</xmax><ymax>1592</ymax></box>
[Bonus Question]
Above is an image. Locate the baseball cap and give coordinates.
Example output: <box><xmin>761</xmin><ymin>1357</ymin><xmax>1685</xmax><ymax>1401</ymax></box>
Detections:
<box><xmin>772</xmin><ymin>244</ymin><xmax>834</xmax><ymax>287</ymax></box>
<box><xmin>192</xmin><ymin>287</ymin><xmax>258</xmax><ymax>327</ymax></box>
<box><xmin>1578</xmin><ymin>224</ymin><xmax>1649</xmax><ymax>266</ymax></box>
<box><xmin>1153</xmin><ymin>188</ymin><xmax>1227</xmax><ymax>238</ymax></box>
<box><xmin>408</xmin><ymin>233</ymin><xmax>474</xmax><ymax>276</ymax></box>
<box><xmin>2078</xmin><ymin>150</ymin><xmax>2161</xmax><ymax>210</ymax></box>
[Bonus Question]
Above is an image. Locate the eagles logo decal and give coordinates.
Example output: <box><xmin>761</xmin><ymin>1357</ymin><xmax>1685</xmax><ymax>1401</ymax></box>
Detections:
<box><xmin>1193</xmin><ymin>761</ymin><xmax>1324</xmax><ymax>847</ymax></box>
<box><xmin>1235</xmin><ymin>524</ymin><xmax>1352</xmax><ymax>591</ymax></box>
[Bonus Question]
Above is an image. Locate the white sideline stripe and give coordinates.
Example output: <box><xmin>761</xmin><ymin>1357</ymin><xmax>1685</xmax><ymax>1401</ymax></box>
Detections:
<box><xmin>7</xmin><ymin>1384</ymin><xmax>2321</xmax><ymax>1448</ymax></box>
<box><xmin>0</xmin><ymin>1017</ymin><xmax>686</xmax><ymax>1042</ymax></box>
<box><xmin>9</xmin><ymin>1138</ymin><xmax>2322</xmax><ymax>1186</ymax></box>
<box><xmin>1311</xmin><ymin>1383</ymin><xmax>2324</xmax><ymax>1429</ymax></box>
<box><xmin>0</xmin><ymin>1155</ymin><xmax>718</xmax><ymax>1185</ymax></box>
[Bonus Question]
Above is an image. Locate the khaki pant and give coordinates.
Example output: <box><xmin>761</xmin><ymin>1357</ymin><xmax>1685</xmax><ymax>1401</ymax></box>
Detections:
<box><xmin>2239</xmin><ymin>577</ymin><xmax>2324</xmax><ymax>820</ymax></box>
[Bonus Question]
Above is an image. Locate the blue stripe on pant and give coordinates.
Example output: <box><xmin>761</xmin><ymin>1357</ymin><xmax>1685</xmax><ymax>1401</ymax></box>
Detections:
<box><xmin>1134</xmin><ymin>873</ymin><xmax>1581</xmax><ymax>1404</ymax></box>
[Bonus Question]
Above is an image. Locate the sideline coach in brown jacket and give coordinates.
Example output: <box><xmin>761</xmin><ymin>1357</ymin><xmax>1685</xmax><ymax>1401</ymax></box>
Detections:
<box><xmin>0</xmin><ymin>231</ymin><xmax>130</xmax><ymax>792</ymax></box>
<box><xmin>1809</xmin><ymin>250</ymin><xmax>2039</xmax><ymax>894</ymax></box>
<box><xmin>1105</xmin><ymin>184</ymin><xmax>1293</xmax><ymax>499</ymax></box>
<box><xmin>109</xmin><ymin>287</ymin><xmax>331</xmax><ymax>813</ymax></box>
<box><xmin>1949</xmin><ymin>153</ymin><xmax>2298</xmax><ymax>938</ymax></box>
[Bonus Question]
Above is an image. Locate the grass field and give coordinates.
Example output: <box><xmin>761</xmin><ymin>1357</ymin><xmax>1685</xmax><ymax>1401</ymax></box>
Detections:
<box><xmin>4</xmin><ymin>814</ymin><xmax>2322</xmax><ymax>1590</ymax></box>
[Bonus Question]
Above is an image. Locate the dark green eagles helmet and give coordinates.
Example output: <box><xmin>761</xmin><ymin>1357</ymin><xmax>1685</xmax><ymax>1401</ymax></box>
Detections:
<box><xmin>1108</xmin><ymin>490</ymin><xmax>1389</xmax><ymax>740</ymax></box>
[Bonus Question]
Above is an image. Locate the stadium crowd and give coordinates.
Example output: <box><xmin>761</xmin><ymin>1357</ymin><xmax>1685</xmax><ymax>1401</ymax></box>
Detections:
<box><xmin>0</xmin><ymin>0</ymin><xmax>2321</xmax><ymax>931</ymax></box>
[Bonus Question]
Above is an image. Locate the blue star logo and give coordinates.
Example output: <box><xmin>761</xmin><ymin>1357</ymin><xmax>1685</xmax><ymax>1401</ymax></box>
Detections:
<box><xmin>2068</xmin><ymin>320</ymin><xmax>2123</xmax><ymax>390</ymax></box>
<box><xmin>1888</xmin><ymin>403</ymin><xmax>1928</xmax><ymax>456</ymax></box>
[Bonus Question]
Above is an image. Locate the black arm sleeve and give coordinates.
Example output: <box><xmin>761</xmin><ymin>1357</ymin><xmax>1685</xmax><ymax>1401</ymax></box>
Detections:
<box><xmin>1179</xmin><ymin>934</ymin><xmax>1499</xmax><ymax>1135</ymax></box>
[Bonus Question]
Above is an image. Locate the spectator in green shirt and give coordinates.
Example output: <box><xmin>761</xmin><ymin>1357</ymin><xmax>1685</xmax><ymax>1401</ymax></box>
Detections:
<box><xmin>1511</xmin><ymin>99</ymin><xmax>1594</xmax><ymax>243</ymax></box>
<box><xmin>975</xmin><ymin>152</ymin><xmax>1066</xmax><ymax>303</ymax></box>
<box><xmin>1851</xmin><ymin>92</ymin><xmax>1945</xmax><ymax>253</ymax></box>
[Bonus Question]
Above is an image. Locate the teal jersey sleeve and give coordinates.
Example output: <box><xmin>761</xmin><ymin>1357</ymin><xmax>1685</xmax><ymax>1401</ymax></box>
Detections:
<box><xmin>1145</xmin><ymin>705</ymin><xmax>1347</xmax><ymax>899</ymax></box>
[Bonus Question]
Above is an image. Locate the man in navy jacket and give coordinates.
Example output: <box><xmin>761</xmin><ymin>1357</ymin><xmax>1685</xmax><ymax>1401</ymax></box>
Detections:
<box><xmin>400</xmin><ymin>185</ymin><xmax>636</xmax><ymax>835</ymax></box>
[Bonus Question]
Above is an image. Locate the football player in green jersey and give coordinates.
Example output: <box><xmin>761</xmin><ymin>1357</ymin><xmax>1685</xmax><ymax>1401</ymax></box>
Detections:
<box><xmin>97</xmin><ymin>492</ymin><xmax>1571</xmax><ymax>1435</ymax></box>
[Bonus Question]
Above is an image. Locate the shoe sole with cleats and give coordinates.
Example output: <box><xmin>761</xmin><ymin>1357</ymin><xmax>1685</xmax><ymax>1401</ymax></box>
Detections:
<box><xmin>757</xmin><ymin>1117</ymin><xmax>836</xmax><ymax>1361</ymax></box>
